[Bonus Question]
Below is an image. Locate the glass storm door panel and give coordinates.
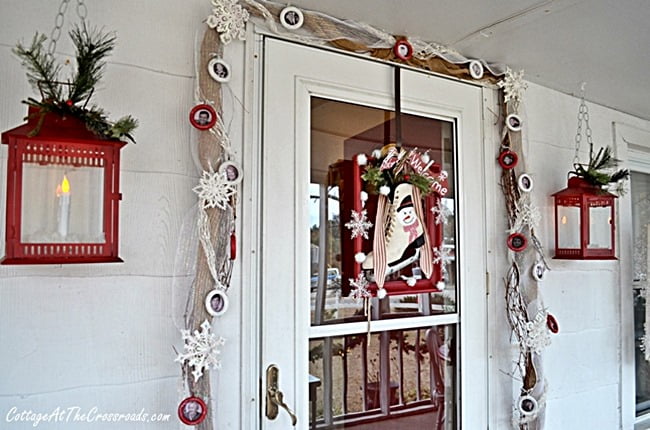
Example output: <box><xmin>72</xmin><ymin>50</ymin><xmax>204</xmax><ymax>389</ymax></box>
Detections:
<box><xmin>262</xmin><ymin>38</ymin><xmax>486</xmax><ymax>429</ymax></box>
<box><xmin>631</xmin><ymin>172</ymin><xmax>650</xmax><ymax>415</ymax></box>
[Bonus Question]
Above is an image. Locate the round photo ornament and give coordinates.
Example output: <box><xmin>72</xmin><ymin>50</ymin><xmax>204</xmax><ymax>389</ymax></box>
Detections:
<box><xmin>518</xmin><ymin>394</ymin><xmax>538</xmax><ymax>417</ymax></box>
<box><xmin>531</xmin><ymin>260</ymin><xmax>546</xmax><ymax>281</ymax></box>
<box><xmin>189</xmin><ymin>104</ymin><xmax>217</xmax><ymax>130</ymax></box>
<box><xmin>506</xmin><ymin>113</ymin><xmax>523</xmax><ymax>132</ymax></box>
<box><xmin>468</xmin><ymin>60</ymin><xmax>484</xmax><ymax>79</ymax></box>
<box><xmin>208</xmin><ymin>58</ymin><xmax>231</xmax><ymax>83</ymax></box>
<box><xmin>205</xmin><ymin>289</ymin><xmax>229</xmax><ymax>317</ymax></box>
<box><xmin>507</xmin><ymin>233</ymin><xmax>527</xmax><ymax>252</ymax></box>
<box><xmin>280</xmin><ymin>6</ymin><xmax>304</xmax><ymax>30</ymax></box>
<box><xmin>178</xmin><ymin>396</ymin><xmax>207</xmax><ymax>425</ymax></box>
<box><xmin>518</xmin><ymin>173</ymin><xmax>534</xmax><ymax>193</ymax></box>
<box><xmin>219</xmin><ymin>160</ymin><xmax>243</xmax><ymax>185</ymax></box>
<box><xmin>498</xmin><ymin>150</ymin><xmax>518</xmax><ymax>170</ymax></box>
<box><xmin>393</xmin><ymin>39</ymin><xmax>414</xmax><ymax>61</ymax></box>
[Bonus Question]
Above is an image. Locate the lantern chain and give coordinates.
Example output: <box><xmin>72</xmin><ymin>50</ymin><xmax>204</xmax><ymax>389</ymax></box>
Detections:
<box><xmin>573</xmin><ymin>82</ymin><xmax>593</xmax><ymax>165</ymax></box>
<box><xmin>47</xmin><ymin>0</ymin><xmax>88</xmax><ymax>59</ymax></box>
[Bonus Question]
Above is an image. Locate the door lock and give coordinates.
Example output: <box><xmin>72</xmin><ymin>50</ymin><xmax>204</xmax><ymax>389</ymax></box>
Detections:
<box><xmin>265</xmin><ymin>364</ymin><xmax>297</xmax><ymax>426</ymax></box>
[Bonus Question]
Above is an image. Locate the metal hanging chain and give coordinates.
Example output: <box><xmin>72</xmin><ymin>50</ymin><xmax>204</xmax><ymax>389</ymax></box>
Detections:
<box><xmin>573</xmin><ymin>82</ymin><xmax>593</xmax><ymax>164</ymax></box>
<box><xmin>47</xmin><ymin>0</ymin><xmax>88</xmax><ymax>58</ymax></box>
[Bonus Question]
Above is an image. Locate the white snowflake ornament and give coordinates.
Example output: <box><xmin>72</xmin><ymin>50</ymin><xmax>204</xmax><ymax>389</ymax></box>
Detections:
<box><xmin>345</xmin><ymin>210</ymin><xmax>373</xmax><ymax>239</ymax></box>
<box><xmin>432</xmin><ymin>246</ymin><xmax>453</xmax><ymax>277</ymax></box>
<box><xmin>431</xmin><ymin>199</ymin><xmax>452</xmax><ymax>225</ymax></box>
<box><xmin>193</xmin><ymin>169</ymin><xmax>236</xmax><ymax>210</ymax></box>
<box><xmin>207</xmin><ymin>0</ymin><xmax>249</xmax><ymax>44</ymax></box>
<box><xmin>523</xmin><ymin>310</ymin><xmax>551</xmax><ymax>354</ymax></box>
<box><xmin>349</xmin><ymin>273</ymin><xmax>371</xmax><ymax>301</ymax></box>
<box><xmin>176</xmin><ymin>320</ymin><xmax>226</xmax><ymax>381</ymax></box>
<box><xmin>497</xmin><ymin>67</ymin><xmax>528</xmax><ymax>108</ymax></box>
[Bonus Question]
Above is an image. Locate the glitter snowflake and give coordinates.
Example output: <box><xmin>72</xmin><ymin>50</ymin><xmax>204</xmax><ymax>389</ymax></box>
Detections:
<box><xmin>509</xmin><ymin>196</ymin><xmax>541</xmax><ymax>233</ymax></box>
<box><xmin>206</xmin><ymin>0</ymin><xmax>249</xmax><ymax>44</ymax></box>
<box><xmin>193</xmin><ymin>169</ymin><xmax>236</xmax><ymax>210</ymax></box>
<box><xmin>349</xmin><ymin>273</ymin><xmax>371</xmax><ymax>301</ymax></box>
<box><xmin>497</xmin><ymin>67</ymin><xmax>528</xmax><ymax>107</ymax></box>
<box><xmin>523</xmin><ymin>310</ymin><xmax>551</xmax><ymax>354</ymax></box>
<box><xmin>175</xmin><ymin>320</ymin><xmax>226</xmax><ymax>381</ymax></box>
<box><xmin>432</xmin><ymin>246</ymin><xmax>453</xmax><ymax>276</ymax></box>
<box><xmin>431</xmin><ymin>199</ymin><xmax>452</xmax><ymax>225</ymax></box>
<box><xmin>345</xmin><ymin>210</ymin><xmax>373</xmax><ymax>239</ymax></box>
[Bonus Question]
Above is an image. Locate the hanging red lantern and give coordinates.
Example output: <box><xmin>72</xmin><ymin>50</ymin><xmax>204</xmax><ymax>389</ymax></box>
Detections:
<box><xmin>552</xmin><ymin>177</ymin><xmax>616</xmax><ymax>260</ymax></box>
<box><xmin>1</xmin><ymin>107</ymin><xmax>127</xmax><ymax>264</ymax></box>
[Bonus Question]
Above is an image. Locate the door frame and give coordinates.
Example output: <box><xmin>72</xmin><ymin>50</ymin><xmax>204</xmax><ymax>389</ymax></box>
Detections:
<box><xmin>614</xmin><ymin>121</ymin><xmax>650</xmax><ymax>429</ymax></box>
<box><xmin>241</xmin><ymin>30</ymin><xmax>490</xmax><ymax>429</ymax></box>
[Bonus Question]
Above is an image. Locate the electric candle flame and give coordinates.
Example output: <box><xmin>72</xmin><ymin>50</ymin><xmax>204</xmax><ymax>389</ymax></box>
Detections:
<box><xmin>561</xmin><ymin>215</ymin><xmax>567</xmax><ymax>225</ymax></box>
<box><xmin>56</xmin><ymin>175</ymin><xmax>71</xmax><ymax>196</ymax></box>
<box><xmin>61</xmin><ymin>175</ymin><xmax>70</xmax><ymax>193</ymax></box>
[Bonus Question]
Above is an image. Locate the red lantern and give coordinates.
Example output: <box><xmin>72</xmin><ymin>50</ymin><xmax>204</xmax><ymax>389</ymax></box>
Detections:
<box><xmin>1</xmin><ymin>107</ymin><xmax>127</xmax><ymax>264</ymax></box>
<box><xmin>552</xmin><ymin>177</ymin><xmax>616</xmax><ymax>259</ymax></box>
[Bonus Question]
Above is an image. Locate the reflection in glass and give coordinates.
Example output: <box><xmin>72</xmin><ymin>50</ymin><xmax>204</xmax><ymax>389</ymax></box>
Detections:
<box><xmin>309</xmin><ymin>98</ymin><xmax>457</xmax><ymax>326</ymax></box>
<box><xmin>557</xmin><ymin>205</ymin><xmax>580</xmax><ymax>249</ymax></box>
<box><xmin>588</xmin><ymin>205</ymin><xmax>611</xmax><ymax>249</ymax></box>
<box><xmin>632</xmin><ymin>172</ymin><xmax>650</xmax><ymax>415</ymax></box>
<box><xmin>309</xmin><ymin>326</ymin><xmax>455</xmax><ymax>429</ymax></box>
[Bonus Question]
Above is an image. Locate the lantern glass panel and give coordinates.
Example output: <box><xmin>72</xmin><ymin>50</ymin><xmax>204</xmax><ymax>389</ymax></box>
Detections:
<box><xmin>557</xmin><ymin>205</ymin><xmax>580</xmax><ymax>248</ymax></box>
<box><xmin>21</xmin><ymin>164</ymin><xmax>105</xmax><ymax>244</ymax></box>
<box><xmin>588</xmin><ymin>205</ymin><xmax>612</xmax><ymax>249</ymax></box>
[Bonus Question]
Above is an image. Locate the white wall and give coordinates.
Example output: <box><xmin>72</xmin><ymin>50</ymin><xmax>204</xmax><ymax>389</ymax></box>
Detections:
<box><xmin>0</xmin><ymin>1</ymin><xmax>246</xmax><ymax>429</ymax></box>
<box><xmin>489</xmin><ymin>81</ymin><xmax>650</xmax><ymax>430</ymax></box>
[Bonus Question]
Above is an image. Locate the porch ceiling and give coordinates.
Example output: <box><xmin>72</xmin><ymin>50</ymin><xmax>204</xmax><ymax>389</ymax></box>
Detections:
<box><xmin>288</xmin><ymin>0</ymin><xmax>650</xmax><ymax>121</ymax></box>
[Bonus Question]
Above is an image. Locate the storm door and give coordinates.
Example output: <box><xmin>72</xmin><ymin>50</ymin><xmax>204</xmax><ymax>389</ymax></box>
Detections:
<box><xmin>261</xmin><ymin>38</ymin><xmax>486</xmax><ymax>429</ymax></box>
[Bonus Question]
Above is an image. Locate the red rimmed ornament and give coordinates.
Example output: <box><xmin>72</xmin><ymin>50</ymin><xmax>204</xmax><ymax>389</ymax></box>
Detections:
<box><xmin>507</xmin><ymin>233</ymin><xmax>527</xmax><ymax>252</ymax></box>
<box><xmin>498</xmin><ymin>149</ymin><xmax>518</xmax><ymax>170</ymax></box>
<box><xmin>178</xmin><ymin>396</ymin><xmax>207</xmax><ymax>425</ymax></box>
<box><xmin>393</xmin><ymin>39</ymin><xmax>414</xmax><ymax>61</ymax></box>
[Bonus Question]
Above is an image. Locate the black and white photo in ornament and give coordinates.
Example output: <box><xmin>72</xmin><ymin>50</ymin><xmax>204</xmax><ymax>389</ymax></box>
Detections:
<box><xmin>280</xmin><ymin>6</ymin><xmax>304</xmax><ymax>30</ymax></box>
<box><xmin>178</xmin><ymin>396</ymin><xmax>207</xmax><ymax>425</ymax></box>
<box><xmin>208</xmin><ymin>58</ymin><xmax>231</xmax><ymax>83</ymax></box>
<box><xmin>205</xmin><ymin>289</ymin><xmax>229</xmax><ymax>317</ymax></box>
<box><xmin>190</xmin><ymin>104</ymin><xmax>217</xmax><ymax>130</ymax></box>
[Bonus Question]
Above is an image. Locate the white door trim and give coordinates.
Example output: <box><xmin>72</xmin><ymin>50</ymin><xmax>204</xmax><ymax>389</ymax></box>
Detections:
<box><xmin>614</xmin><ymin>121</ymin><xmax>650</xmax><ymax>429</ymax></box>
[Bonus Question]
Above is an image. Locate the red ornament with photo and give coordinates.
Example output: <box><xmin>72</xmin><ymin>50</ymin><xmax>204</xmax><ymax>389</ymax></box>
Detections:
<box><xmin>178</xmin><ymin>396</ymin><xmax>207</xmax><ymax>425</ymax></box>
<box><xmin>189</xmin><ymin>104</ymin><xmax>217</xmax><ymax>130</ymax></box>
<box><xmin>498</xmin><ymin>149</ymin><xmax>518</xmax><ymax>170</ymax></box>
<box><xmin>393</xmin><ymin>39</ymin><xmax>414</xmax><ymax>61</ymax></box>
<box><xmin>507</xmin><ymin>232</ymin><xmax>527</xmax><ymax>252</ymax></box>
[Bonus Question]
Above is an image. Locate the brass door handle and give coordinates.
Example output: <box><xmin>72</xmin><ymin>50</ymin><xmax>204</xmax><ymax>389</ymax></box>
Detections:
<box><xmin>265</xmin><ymin>364</ymin><xmax>297</xmax><ymax>426</ymax></box>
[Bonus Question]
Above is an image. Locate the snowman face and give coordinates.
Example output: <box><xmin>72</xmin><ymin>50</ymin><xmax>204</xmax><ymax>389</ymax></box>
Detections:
<box><xmin>398</xmin><ymin>206</ymin><xmax>416</xmax><ymax>226</ymax></box>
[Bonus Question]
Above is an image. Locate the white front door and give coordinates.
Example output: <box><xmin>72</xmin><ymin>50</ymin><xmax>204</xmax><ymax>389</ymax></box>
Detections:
<box><xmin>261</xmin><ymin>38</ymin><xmax>486</xmax><ymax>429</ymax></box>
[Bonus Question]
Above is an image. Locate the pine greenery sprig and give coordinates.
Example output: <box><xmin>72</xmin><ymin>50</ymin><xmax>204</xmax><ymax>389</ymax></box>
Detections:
<box><xmin>68</xmin><ymin>24</ymin><xmax>116</xmax><ymax>103</ymax></box>
<box><xmin>13</xmin><ymin>23</ymin><xmax>137</xmax><ymax>143</ymax></box>
<box><xmin>13</xmin><ymin>33</ymin><xmax>62</xmax><ymax>100</ymax></box>
<box><xmin>571</xmin><ymin>144</ymin><xmax>629</xmax><ymax>193</ymax></box>
<box><xmin>361</xmin><ymin>147</ymin><xmax>439</xmax><ymax>196</ymax></box>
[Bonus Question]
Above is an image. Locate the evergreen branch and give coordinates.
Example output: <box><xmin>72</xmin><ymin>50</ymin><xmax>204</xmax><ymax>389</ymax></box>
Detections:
<box><xmin>68</xmin><ymin>24</ymin><xmax>116</xmax><ymax>103</ymax></box>
<box><xmin>13</xmin><ymin>33</ymin><xmax>62</xmax><ymax>100</ymax></box>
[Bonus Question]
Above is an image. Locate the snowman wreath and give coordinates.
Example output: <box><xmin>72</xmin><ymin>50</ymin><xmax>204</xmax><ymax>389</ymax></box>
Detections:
<box><xmin>346</xmin><ymin>143</ymin><xmax>451</xmax><ymax>301</ymax></box>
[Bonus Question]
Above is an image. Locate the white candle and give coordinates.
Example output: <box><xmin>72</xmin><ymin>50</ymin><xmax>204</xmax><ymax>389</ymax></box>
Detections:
<box><xmin>57</xmin><ymin>175</ymin><xmax>71</xmax><ymax>238</ymax></box>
